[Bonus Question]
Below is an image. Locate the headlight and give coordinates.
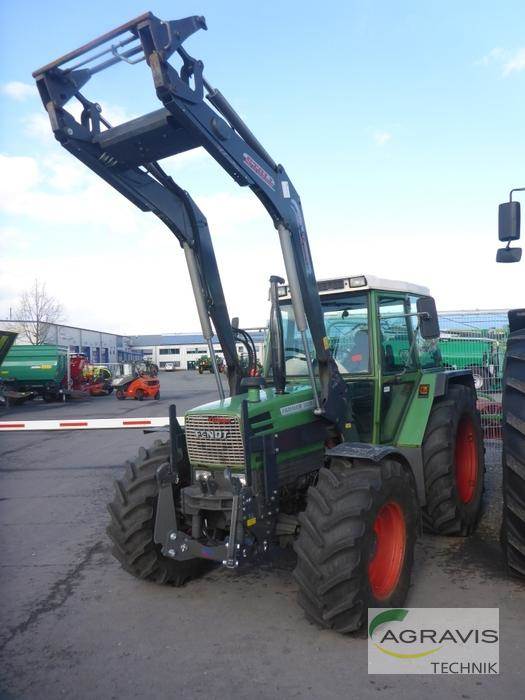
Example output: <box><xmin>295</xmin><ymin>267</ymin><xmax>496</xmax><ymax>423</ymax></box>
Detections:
<box><xmin>194</xmin><ymin>469</ymin><xmax>246</xmax><ymax>486</ymax></box>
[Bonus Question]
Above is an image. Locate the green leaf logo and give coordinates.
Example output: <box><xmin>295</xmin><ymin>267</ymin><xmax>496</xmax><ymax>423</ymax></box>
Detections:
<box><xmin>369</xmin><ymin>609</ymin><xmax>409</xmax><ymax>639</ymax></box>
<box><xmin>369</xmin><ymin>609</ymin><xmax>443</xmax><ymax>660</ymax></box>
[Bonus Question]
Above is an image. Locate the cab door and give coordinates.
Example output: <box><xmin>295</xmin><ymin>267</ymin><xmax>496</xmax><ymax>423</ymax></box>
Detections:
<box><xmin>376</xmin><ymin>293</ymin><xmax>419</xmax><ymax>443</ymax></box>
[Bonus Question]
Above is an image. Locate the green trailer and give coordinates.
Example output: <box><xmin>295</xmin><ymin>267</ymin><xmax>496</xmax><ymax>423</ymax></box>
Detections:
<box><xmin>0</xmin><ymin>331</ymin><xmax>18</xmax><ymax>408</ymax></box>
<box><xmin>382</xmin><ymin>333</ymin><xmax>503</xmax><ymax>392</ymax></box>
<box><xmin>0</xmin><ymin>344</ymin><xmax>69</xmax><ymax>402</ymax></box>
<box><xmin>438</xmin><ymin>334</ymin><xmax>503</xmax><ymax>391</ymax></box>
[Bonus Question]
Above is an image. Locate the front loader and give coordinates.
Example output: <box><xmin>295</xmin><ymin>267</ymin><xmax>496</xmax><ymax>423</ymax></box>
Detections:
<box><xmin>34</xmin><ymin>12</ymin><xmax>485</xmax><ymax>632</ymax></box>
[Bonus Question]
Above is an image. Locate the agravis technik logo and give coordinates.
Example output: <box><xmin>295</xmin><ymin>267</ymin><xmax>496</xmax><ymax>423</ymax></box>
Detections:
<box><xmin>368</xmin><ymin>608</ymin><xmax>499</xmax><ymax>675</ymax></box>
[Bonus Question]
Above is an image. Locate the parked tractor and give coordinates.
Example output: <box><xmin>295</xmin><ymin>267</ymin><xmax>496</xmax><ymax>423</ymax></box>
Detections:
<box><xmin>197</xmin><ymin>354</ymin><xmax>224</xmax><ymax>374</ymax></box>
<box><xmin>496</xmin><ymin>189</ymin><xmax>525</xmax><ymax>579</ymax></box>
<box><xmin>34</xmin><ymin>12</ymin><xmax>485</xmax><ymax>632</ymax></box>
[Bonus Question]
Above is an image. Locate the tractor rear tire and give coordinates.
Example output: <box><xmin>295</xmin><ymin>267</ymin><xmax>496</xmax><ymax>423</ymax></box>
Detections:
<box><xmin>107</xmin><ymin>440</ymin><xmax>210</xmax><ymax>585</ymax></box>
<box><xmin>135</xmin><ymin>389</ymin><xmax>144</xmax><ymax>401</ymax></box>
<box><xmin>500</xmin><ymin>321</ymin><xmax>525</xmax><ymax>578</ymax></box>
<box><xmin>293</xmin><ymin>459</ymin><xmax>418</xmax><ymax>634</ymax></box>
<box><xmin>422</xmin><ymin>383</ymin><xmax>484</xmax><ymax>535</ymax></box>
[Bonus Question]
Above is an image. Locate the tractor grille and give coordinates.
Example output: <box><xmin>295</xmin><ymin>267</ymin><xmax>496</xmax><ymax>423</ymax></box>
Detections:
<box><xmin>185</xmin><ymin>414</ymin><xmax>245</xmax><ymax>467</ymax></box>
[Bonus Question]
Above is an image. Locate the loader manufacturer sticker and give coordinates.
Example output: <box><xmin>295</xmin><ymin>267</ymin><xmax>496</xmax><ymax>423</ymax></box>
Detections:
<box><xmin>243</xmin><ymin>153</ymin><xmax>275</xmax><ymax>190</ymax></box>
<box><xmin>368</xmin><ymin>608</ymin><xmax>499</xmax><ymax>675</ymax></box>
<box><xmin>280</xmin><ymin>399</ymin><xmax>315</xmax><ymax>416</ymax></box>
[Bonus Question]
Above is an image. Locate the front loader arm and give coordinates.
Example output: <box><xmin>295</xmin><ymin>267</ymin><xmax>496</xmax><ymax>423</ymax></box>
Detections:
<box><xmin>33</xmin><ymin>11</ymin><xmax>350</xmax><ymax>427</ymax></box>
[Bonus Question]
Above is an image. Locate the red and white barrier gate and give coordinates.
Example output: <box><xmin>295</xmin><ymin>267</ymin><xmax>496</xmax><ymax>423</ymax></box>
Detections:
<box><xmin>0</xmin><ymin>416</ymin><xmax>185</xmax><ymax>432</ymax></box>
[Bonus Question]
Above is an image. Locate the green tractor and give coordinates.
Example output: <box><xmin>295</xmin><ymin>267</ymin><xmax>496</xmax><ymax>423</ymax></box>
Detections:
<box><xmin>107</xmin><ymin>275</ymin><xmax>484</xmax><ymax>632</ymax></box>
<box><xmin>34</xmin><ymin>12</ymin><xmax>484</xmax><ymax>632</ymax></box>
<box><xmin>197</xmin><ymin>354</ymin><xmax>224</xmax><ymax>374</ymax></box>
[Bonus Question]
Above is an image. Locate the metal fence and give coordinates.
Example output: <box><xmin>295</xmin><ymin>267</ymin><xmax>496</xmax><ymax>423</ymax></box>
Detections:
<box><xmin>437</xmin><ymin>309</ymin><xmax>508</xmax><ymax>464</ymax></box>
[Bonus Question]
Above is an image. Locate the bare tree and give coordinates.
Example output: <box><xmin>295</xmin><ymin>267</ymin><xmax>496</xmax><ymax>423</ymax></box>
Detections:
<box><xmin>13</xmin><ymin>280</ymin><xmax>65</xmax><ymax>345</ymax></box>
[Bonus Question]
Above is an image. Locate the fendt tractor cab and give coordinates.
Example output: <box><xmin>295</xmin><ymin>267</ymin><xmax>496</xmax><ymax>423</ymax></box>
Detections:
<box><xmin>34</xmin><ymin>12</ymin><xmax>485</xmax><ymax>632</ymax></box>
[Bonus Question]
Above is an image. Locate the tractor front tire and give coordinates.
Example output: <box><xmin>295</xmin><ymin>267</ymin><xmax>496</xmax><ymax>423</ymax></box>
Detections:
<box><xmin>422</xmin><ymin>383</ymin><xmax>484</xmax><ymax>535</ymax></box>
<box><xmin>116</xmin><ymin>389</ymin><xmax>125</xmax><ymax>400</ymax></box>
<box><xmin>107</xmin><ymin>441</ymin><xmax>209</xmax><ymax>585</ymax></box>
<box><xmin>501</xmin><ymin>322</ymin><xmax>525</xmax><ymax>578</ymax></box>
<box><xmin>293</xmin><ymin>459</ymin><xmax>418</xmax><ymax>634</ymax></box>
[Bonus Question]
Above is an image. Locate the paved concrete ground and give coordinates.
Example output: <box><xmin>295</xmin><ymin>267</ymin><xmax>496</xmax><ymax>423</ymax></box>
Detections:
<box><xmin>0</xmin><ymin>371</ymin><xmax>523</xmax><ymax>699</ymax></box>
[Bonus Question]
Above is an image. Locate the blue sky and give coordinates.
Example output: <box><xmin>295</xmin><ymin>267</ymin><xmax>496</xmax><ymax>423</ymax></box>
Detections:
<box><xmin>0</xmin><ymin>1</ymin><xmax>524</xmax><ymax>334</ymax></box>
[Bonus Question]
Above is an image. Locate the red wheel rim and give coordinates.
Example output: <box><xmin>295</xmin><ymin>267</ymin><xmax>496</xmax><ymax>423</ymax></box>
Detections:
<box><xmin>455</xmin><ymin>415</ymin><xmax>478</xmax><ymax>503</ymax></box>
<box><xmin>368</xmin><ymin>501</ymin><xmax>406</xmax><ymax>600</ymax></box>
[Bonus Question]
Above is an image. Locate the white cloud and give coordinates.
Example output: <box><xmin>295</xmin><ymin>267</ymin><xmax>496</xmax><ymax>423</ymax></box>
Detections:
<box><xmin>502</xmin><ymin>48</ymin><xmax>525</xmax><ymax>76</ymax></box>
<box><xmin>478</xmin><ymin>47</ymin><xmax>525</xmax><ymax>76</ymax></box>
<box><xmin>476</xmin><ymin>47</ymin><xmax>504</xmax><ymax>66</ymax></box>
<box><xmin>1</xmin><ymin>81</ymin><xmax>37</xmax><ymax>101</ymax></box>
<box><xmin>0</xmin><ymin>152</ymin><xmax>142</xmax><ymax>235</ymax></box>
<box><xmin>0</xmin><ymin>149</ymin><xmax>273</xmax><ymax>332</ymax></box>
<box><xmin>23</xmin><ymin>112</ymin><xmax>52</xmax><ymax>141</ymax></box>
<box><xmin>373</xmin><ymin>131</ymin><xmax>392</xmax><ymax>146</ymax></box>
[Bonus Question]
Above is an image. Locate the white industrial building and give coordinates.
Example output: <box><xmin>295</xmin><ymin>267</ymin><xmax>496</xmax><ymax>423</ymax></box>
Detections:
<box><xmin>0</xmin><ymin>320</ymin><xmax>142</xmax><ymax>364</ymax></box>
<box><xmin>130</xmin><ymin>329</ymin><xmax>266</xmax><ymax>370</ymax></box>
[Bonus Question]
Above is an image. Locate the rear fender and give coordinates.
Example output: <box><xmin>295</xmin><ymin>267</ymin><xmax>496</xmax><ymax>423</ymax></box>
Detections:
<box><xmin>434</xmin><ymin>369</ymin><xmax>474</xmax><ymax>397</ymax></box>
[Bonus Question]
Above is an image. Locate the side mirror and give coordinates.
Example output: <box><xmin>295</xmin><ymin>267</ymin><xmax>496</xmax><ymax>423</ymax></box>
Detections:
<box><xmin>496</xmin><ymin>247</ymin><xmax>522</xmax><ymax>263</ymax></box>
<box><xmin>498</xmin><ymin>201</ymin><xmax>521</xmax><ymax>241</ymax></box>
<box><xmin>417</xmin><ymin>296</ymin><xmax>440</xmax><ymax>340</ymax></box>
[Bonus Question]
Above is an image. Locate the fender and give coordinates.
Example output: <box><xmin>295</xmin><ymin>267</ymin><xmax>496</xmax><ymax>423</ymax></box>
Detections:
<box><xmin>434</xmin><ymin>369</ymin><xmax>474</xmax><ymax>397</ymax></box>
<box><xmin>325</xmin><ymin>441</ymin><xmax>426</xmax><ymax>505</ymax></box>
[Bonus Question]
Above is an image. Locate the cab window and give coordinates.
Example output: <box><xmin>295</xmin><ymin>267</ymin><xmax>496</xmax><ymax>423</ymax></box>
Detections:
<box><xmin>378</xmin><ymin>295</ymin><xmax>417</xmax><ymax>373</ymax></box>
<box><xmin>280</xmin><ymin>292</ymin><xmax>370</xmax><ymax>375</ymax></box>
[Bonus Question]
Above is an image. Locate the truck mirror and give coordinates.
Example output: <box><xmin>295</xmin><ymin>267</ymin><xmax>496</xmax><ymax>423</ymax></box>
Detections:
<box><xmin>498</xmin><ymin>201</ymin><xmax>521</xmax><ymax>241</ymax></box>
<box><xmin>496</xmin><ymin>247</ymin><xmax>522</xmax><ymax>263</ymax></box>
<box><xmin>417</xmin><ymin>296</ymin><xmax>440</xmax><ymax>339</ymax></box>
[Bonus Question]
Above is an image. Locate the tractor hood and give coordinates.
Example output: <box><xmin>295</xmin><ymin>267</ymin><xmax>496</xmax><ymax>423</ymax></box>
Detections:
<box><xmin>185</xmin><ymin>383</ymin><xmax>316</xmax><ymax>429</ymax></box>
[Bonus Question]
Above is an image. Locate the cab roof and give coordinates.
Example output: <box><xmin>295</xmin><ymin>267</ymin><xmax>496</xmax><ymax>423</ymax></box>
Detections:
<box><xmin>278</xmin><ymin>274</ymin><xmax>430</xmax><ymax>299</ymax></box>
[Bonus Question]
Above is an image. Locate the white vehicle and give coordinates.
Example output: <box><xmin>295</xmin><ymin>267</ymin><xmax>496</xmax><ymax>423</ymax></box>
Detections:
<box><xmin>163</xmin><ymin>362</ymin><xmax>175</xmax><ymax>372</ymax></box>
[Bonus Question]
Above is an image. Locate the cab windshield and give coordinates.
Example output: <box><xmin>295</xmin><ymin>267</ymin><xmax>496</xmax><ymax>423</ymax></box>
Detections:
<box><xmin>280</xmin><ymin>292</ymin><xmax>370</xmax><ymax>376</ymax></box>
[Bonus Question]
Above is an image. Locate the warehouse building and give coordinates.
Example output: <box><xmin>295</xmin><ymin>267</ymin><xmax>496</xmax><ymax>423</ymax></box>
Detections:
<box><xmin>0</xmin><ymin>320</ymin><xmax>142</xmax><ymax>363</ymax></box>
<box><xmin>130</xmin><ymin>329</ymin><xmax>266</xmax><ymax>370</ymax></box>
